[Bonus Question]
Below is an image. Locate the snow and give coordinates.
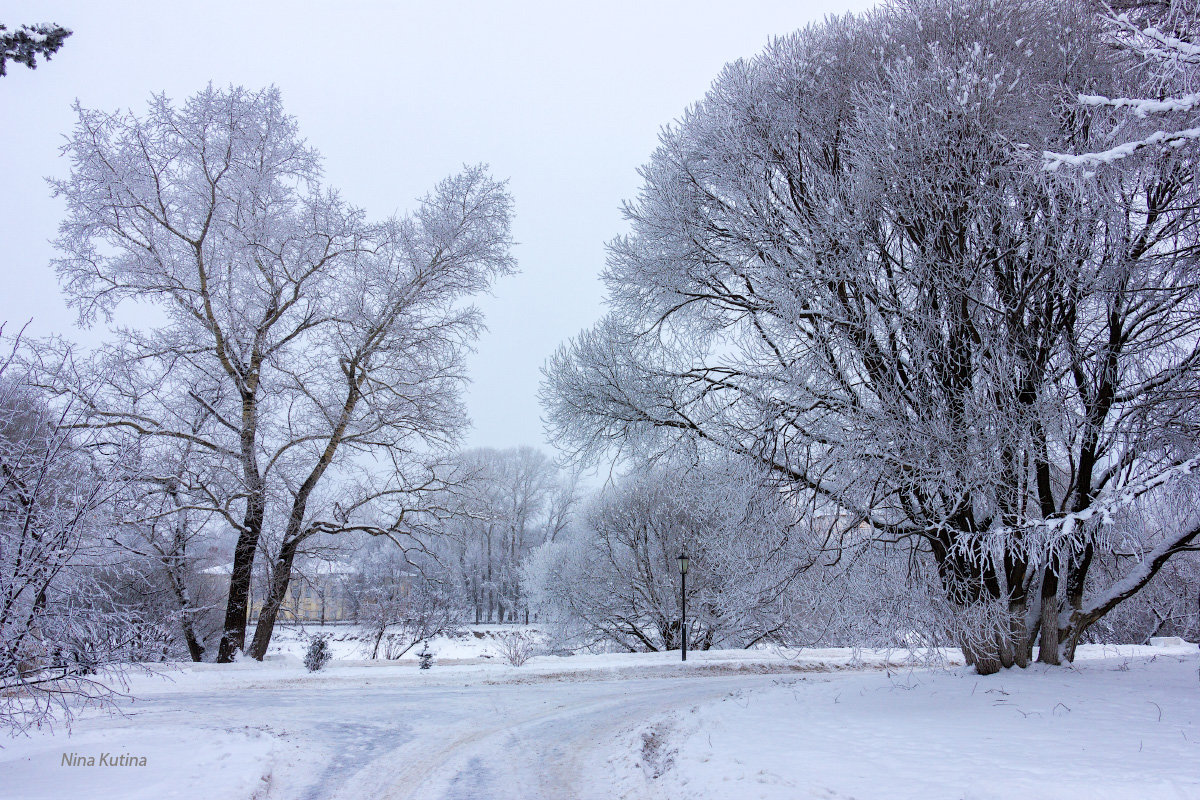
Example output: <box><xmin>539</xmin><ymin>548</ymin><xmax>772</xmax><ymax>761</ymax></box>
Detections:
<box><xmin>1078</xmin><ymin>93</ymin><xmax>1200</xmax><ymax>117</ymax></box>
<box><xmin>612</xmin><ymin>644</ymin><xmax>1200</xmax><ymax>800</ymax></box>
<box><xmin>0</xmin><ymin>640</ymin><xmax>1195</xmax><ymax>799</ymax></box>
<box><xmin>2</xmin><ymin>727</ymin><xmax>279</xmax><ymax>800</ymax></box>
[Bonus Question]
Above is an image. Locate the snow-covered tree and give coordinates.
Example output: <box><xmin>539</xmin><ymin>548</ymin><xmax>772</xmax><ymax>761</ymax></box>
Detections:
<box><xmin>50</xmin><ymin>85</ymin><xmax>515</xmax><ymax>662</ymax></box>
<box><xmin>525</xmin><ymin>461</ymin><xmax>806</xmax><ymax>653</ymax></box>
<box><xmin>0</xmin><ymin>333</ymin><xmax>137</xmax><ymax>733</ymax></box>
<box><xmin>543</xmin><ymin>0</ymin><xmax>1200</xmax><ymax>673</ymax></box>
<box><xmin>436</xmin><ymin>447</ymin><xmax>576</xmax><ymax>623</ymax></box>
<box><xmin>106</xmin><ymin>431</ymin><xmax>228</xmax><ymax>662</ymax></box>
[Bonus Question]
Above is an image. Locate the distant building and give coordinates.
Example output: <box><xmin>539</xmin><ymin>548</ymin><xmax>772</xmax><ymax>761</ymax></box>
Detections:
<box><xmin>200</xmin><ymin>558</ymin><xmax>358</xmax><ymax>624</ymax></box>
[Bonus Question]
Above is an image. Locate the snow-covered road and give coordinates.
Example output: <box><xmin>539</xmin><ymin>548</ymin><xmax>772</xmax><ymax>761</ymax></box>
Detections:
<box><xmin>347</xmin><ymin>675</ymin><xmax>785</xmax><ymax>800</ymax></box>
<box><xmin>4</xmin><ymin>645</ymin><xmax>1197</xmax><ymax>799</ymax></box>
<box><xmin>2</xmin><ymin>663</ymin><xmax>796</xmax><ymax>800</ymax></box>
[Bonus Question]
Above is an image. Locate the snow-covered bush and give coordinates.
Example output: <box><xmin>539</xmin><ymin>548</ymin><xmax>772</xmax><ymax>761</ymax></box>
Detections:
<box><xmin>0</xmin><ymin>336</ymin><xmax>141</xmax><ymax>734</ymax></box>
<box><xmin>346</xmin><ymin>543</ymin><xmax>458</xmax><ymax>660</ymax></box>
<box><xmin>496</xmin><ymin>631</ymin><xmax>538</xmax><ymax>666</ymax></box>
<box><xmin>304</xmin><ymin>635</ymin><xmax>332</xmax><ymax>672</ymax></box>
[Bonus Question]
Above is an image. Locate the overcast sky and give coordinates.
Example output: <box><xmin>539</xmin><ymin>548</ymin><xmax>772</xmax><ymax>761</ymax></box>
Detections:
<box><xmin>1</xmin><ymin>0</ymin><xmax>873</xmax><ymax>455</ymax></box>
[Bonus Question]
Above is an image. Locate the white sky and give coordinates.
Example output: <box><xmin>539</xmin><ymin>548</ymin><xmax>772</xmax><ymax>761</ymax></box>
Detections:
<box><xmin>1</xmin><ymin>0</ymin><xmax>873</xmax><ymax>454</ymax></box>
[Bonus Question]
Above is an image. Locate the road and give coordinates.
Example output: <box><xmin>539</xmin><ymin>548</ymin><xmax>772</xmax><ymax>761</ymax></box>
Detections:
<box><xmin>365</xmin><ymin>675</ymin><xmax>786</xmax><ymax>800</ymax></box>
<box><xmin>91</xmin><ymin>670</ymin><xmax>798</xmax><ymax>800</ymax></box>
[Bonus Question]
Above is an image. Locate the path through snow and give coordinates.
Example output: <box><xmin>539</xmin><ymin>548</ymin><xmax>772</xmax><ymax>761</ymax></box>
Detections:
<box><xmin>1</xmin><ymin>645</ymin><xmax>1196</xmax><ymax>799</ymax></box>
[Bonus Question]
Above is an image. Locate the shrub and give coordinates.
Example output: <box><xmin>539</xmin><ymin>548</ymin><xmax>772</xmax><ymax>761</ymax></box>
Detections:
<box><xmin>497</xmin><ymin>630</ymin><xmax>537</xmax><ymax>667</ymax></box>
<box><xmin>304</xmin><ymin>634</ymin><xmax>332</xmax><ymax>672</ymax></box>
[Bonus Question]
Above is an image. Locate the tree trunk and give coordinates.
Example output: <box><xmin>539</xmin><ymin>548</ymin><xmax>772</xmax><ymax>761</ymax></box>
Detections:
<box><xmin>163</xmin><ymin>561</ymin><xmax>205</xmax><ymax>662</ymax></box>
<box><xmin>216</xmin><ymin>498</ymin><xmax>264</xmax><ymax>662</ymax></box>
<box><xmin>371</xmin><ymin>624</ymin><xmax>387</xmax><ymax>659</ymax></box>
<box><xmin>1036</xmin><ymin>563</ymin><xmax>1065</xmax><ymax>665</ymax></box>
<box><xmin>180</xmin><ymin>616</ymin><xmax>205</xmax><ymax>663</ymax></box>
<box><xmin>954</xmin><ymin>595</ymin><xmax>1040</xmax><ymax>675</ymax></box>
<box><xmin>1006</xmin><ymin>599</ymin><xmax>1033</xmax><ymax>668</ymax></box>
<box><xmin>247</xmin><ymin>540</ymin><xmax>300</xmax><ymax>660</ymax></box>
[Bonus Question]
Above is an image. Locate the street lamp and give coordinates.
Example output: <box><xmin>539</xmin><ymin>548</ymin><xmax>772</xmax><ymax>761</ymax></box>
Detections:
<box><xmin>678</xmin><ymin>552</ymin><xmax>689</xmax><ymax>662</ymax></box>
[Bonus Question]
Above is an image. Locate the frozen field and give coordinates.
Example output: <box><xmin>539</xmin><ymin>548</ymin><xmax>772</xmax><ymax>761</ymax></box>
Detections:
<box><xmin>0</xmin><ymin>639</ymin><xmax>1196</xmax><ymax>799</ymax></box>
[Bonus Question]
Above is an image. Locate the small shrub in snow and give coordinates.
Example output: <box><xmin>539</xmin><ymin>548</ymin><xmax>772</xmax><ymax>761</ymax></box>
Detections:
<box><xmin>418</xmin><ymin>643</ymin><xmax>433</xmax><ymax>670</ymax></box>
<box><xmin>304</xmin><ymin>634</ymin><xmax>332</xmax><ymax>672</ymax></box>
<box><xmin>497</xmin><ymin>631</ymin><xmax>537</xmax><ymax>667</ymax></box>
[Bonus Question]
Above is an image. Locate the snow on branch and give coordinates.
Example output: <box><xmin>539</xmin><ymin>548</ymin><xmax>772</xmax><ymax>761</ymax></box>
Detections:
<box><xmin>1077</xmin><ymin>92</ymin><xmax>1200</xmax><ymax>115</ymax></box>
<box><xmin>1107</xmin><ymin>11</ymin><xmax>1200</xmax><ymax>65</ymax></box>
<box><xmin>1044</xmin><ymin>127</ymin><xmax>1200</xmax><ymax>169</ymax></box>
<box><xmin>1043</xmin><ymin>6</ymin><xmax>1198</xmax><ymax>170</ymax></box>
<box><xmin>1077</xmin><ymin>511</ymin><xmax>1200</xmax><ymax>624</ymax></box>
<box><xmin>0</xmin><ymin>23</ymin><xmax>71</xmax><ymax>76</ymax></box>
<box><xmin>953</xmin><ymin>455</ymin><xmax>1200</xmax><ymax>565</ymax></box>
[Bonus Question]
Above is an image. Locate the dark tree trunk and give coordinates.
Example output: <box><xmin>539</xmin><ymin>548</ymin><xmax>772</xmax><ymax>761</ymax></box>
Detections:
<box><xmin>216</xmin><ymin>492</ymin><xmax>265</xmax><ymax>662</ymax></box>
<box><xmin>217</xmin><ymin>395</ymin><xmax>266</xmax><ymax>664</ymax></box>
<box><xmin>247</xmin><ymin>539</ymin><xmax>300</xmax><ymax>660</ymax></box>
<box><xmin>371</xmin><ymin>623</ymin><xmax>387</xmax><ymax>660</ymax></box>
<box><xmin>181</xmin><ymin>619</ymin><xmax>205</xmax><ymax>663</ymax></box>
<box><xmin>173</xmin><ymin>592</ymin><xmax>206</xmax><ymax>663</ymax></box>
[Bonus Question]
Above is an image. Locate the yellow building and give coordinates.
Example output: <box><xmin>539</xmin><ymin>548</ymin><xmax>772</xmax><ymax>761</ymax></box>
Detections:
<box><xmin>201</xmin><ymin>559</ymin><xmax>358</xmax><ymax>624</ymax></box>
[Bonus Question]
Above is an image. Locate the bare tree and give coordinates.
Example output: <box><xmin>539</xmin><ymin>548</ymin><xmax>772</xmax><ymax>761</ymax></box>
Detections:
<box><xmin>0</xmin><ymin>333</ymin><xmax>136</xmax><ymax>733</ymax></box>
<box><xmin>50</xmin><ymin>85</ymin><xmax>514</xmax><ymax>662</ymax></box>
<box><xmin>340</xmin><ymin>537</ymin><xmax>458</xmax><ymax>659</ymax></box>
<box><xmin>436</xmin><ymin>447</ymin><xmax>576</xmax><ymax>624</ymax></box>
<box><xmin>525</xmin><ymin>461</ymin><xmax>806</xmax><ymax>653</ymax></box>
<box><xmin>543</xmin><ymin>0</ymin><xmax>1200</xmax><ymax>673</ymax></box>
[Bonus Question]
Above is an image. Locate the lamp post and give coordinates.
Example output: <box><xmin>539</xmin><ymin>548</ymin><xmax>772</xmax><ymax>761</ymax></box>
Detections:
<box><xmin>678</xmin><ymin>552</ymin><xmax>689</xmax><ymax>662</ymax></box>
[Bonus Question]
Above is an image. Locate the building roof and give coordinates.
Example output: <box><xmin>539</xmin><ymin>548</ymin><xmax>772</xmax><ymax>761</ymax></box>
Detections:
<box><xmin>200</xmin><ymin>557</ymin><xmax>358</xmax><ymax>577</ymax></box>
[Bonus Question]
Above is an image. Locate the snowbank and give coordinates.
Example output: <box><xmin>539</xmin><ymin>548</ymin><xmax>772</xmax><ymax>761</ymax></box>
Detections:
<box><xmin>610</xmin><ymin>644</ymin><xmax>1200</xmax><ymax>800</ymax></box>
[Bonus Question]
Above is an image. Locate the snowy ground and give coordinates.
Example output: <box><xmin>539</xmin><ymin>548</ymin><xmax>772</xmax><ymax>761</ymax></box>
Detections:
<box><xmin>1</xmin><ymin>635</ymin><xmax>1196</xmax><ymax>799</ymax></box>
<box><xmin>611</xmin><ymin>644</ymin><xmax>1200</xmax><ymax>800</ymax></box>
